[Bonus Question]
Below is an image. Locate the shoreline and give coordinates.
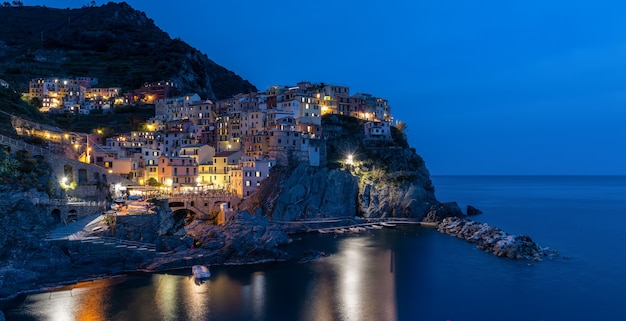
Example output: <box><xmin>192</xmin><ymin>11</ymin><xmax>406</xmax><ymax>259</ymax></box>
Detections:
<box><xmin>0</xmin><ymin>220</ymin><xmax>420</xmax><ymax>309</ymax></box>
<box><xmin>2</xmin><ymin>216</ymin><xmax>552</xmax><ymax>312</ymax></box>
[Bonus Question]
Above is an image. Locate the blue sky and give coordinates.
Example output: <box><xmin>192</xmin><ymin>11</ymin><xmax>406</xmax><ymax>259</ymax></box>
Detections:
<box><xmin>31</xmin><ymin>1</ymin><xmax>626</xmax><ymax>175</ymax></box>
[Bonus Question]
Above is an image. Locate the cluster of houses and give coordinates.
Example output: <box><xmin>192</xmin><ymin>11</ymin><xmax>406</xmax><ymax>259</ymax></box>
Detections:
<box><xmin>19</xmin><ymin>79</ymin><xmax>395</xmax><ymax>198</ymax></box>
<box><xmin>27</xmin><ymin>77</ymin><xmax>178</xmax><ymax>114</ymax></box>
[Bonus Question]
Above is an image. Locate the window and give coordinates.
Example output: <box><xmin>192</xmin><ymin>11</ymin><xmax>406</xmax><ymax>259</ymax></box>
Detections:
<box><xmin>245</xmin><ymin>180</ymin><xmax>251</xmax><ymax>186</ymax></box>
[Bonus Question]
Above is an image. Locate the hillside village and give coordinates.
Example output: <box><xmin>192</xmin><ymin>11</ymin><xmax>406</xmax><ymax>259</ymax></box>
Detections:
<box><xmin>10</xmin><ymin>77</ymin><xmax>396</xmax><ymax>199</ymax></box>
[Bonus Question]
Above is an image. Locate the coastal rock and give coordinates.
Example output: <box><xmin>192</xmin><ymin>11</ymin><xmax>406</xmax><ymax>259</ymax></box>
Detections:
<box><xmin>146</xmin><ymin>211</ymin><xmax>291</xmax><ymax>270</ymax></box>
<box><xmin>423</xmin><ymin>202</ymin><xmax>465</xmax><ymax>223</ymax></box>
<box><xmin>467</xmin><ymin>205</ymin><xmax>483</xmax><ymax>215</ymax></box>
<box><xmin>298</xmin><ymin>249</ymin><xmax>329</xmax><ymax>263</ymax></box>
<box><xmin>155</xmin><ymin>200</ymin><xmax>184</xmax><ymax>236</ymax></box>
<box><xmin>240</xmin><ymin>115</ymin><xmax>438</xmax><ymax>220</ymax></box>
<box><xmin>268</xmin><ymin>164</ymin><xmax>359</xmax><ymax>220</ymax></box>
<box><xmin>437</xmin><ymin>217</ymin><xmax>558</xmax><ymax>260</ymax></box>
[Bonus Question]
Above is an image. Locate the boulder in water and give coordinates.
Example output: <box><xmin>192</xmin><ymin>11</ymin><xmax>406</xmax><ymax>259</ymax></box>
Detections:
<box><xmin>467</xmin><ymin>205</ymin><xmax>483</xmax><ymax>215</ymax></box>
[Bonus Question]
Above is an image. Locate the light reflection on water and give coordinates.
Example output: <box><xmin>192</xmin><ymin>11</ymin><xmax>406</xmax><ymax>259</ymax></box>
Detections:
<box><xmin>11</xmin><ymin>176</ymin><xmax>626</xmax><ymax>320</ymax></box>
<box><xmin>154</xmin><ymin>274</ymin><xmax>178</xmax><ymax>320</ymax></box>
<box><xmin>8</xmin><ymin>233</ymin><xmax>400</xmax><ymax>321</ymax></box>
<box><xmin>18</xmin><ymin>278</ymin><xmax>115</xmax><ymax>321</ymax></box>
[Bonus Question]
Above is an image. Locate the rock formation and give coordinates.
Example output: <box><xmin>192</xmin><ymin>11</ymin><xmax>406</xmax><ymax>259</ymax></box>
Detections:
<box><xmin>437</xmin><ymin>217</ymin><xmax>558</xmax><ymax>260</ymax></box>
<box><xmin>145</xmin><ymin>211</ymin><xmax>291</xmax><ymax>270</ymax></box>
<box><xmin>240</xmin><ymin>115</ymin><xmax>439</xmax><ymax>220</ymax></box>
<box><xmin>467</xmin><ymin>205</ymin><xmax>483</xmax><ymax>215</ymax></box>
<box><xmin>422</xmin><ymin>201</ymin><xmax>466</xmax><ymax>222</ymax></box>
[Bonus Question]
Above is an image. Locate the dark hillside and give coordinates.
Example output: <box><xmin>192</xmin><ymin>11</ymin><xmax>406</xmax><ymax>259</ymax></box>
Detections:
<box><xmin>0</xmin><ymin>2</ymin><xmax>256</xmax><ymax>99</ymax></box>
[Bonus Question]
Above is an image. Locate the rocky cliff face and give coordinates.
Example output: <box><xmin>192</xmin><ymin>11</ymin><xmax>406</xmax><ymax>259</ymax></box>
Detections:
<box><xmin>241</xmin><ymin>164</ymin><xmax>360</xmax><ymax>220</ymax></box>
<box><xmin>0</xmin><ymin>191</ymin><xmax>70</xmax><ymax>300</ymax></box>
<box><xmin>240</xmin><ymin>115</ymin><xmax>439</xmax><ymax>220</ymax></box>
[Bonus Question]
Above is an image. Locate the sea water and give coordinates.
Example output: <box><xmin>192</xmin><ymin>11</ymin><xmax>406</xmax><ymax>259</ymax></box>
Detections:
<box><xmin>5</xmin><ymin>176</ymin><xmax>626</xmax><ymax>321</ymax></box>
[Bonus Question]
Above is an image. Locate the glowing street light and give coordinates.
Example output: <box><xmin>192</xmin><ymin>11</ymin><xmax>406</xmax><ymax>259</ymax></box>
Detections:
<box><xmin>346</xmin><ymin>154</ymin><xmax>354</xmax><ymax>165</ymax></box>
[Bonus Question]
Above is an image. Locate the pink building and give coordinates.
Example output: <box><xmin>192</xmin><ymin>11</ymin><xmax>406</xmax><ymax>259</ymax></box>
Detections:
<box><xmin>157</xmin><ymin>155</ymin><xmax>198</xmax><ymax>193</ymax></box>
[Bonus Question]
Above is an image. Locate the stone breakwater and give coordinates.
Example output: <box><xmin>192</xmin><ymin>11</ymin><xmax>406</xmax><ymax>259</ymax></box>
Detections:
<box><xmin>437</xmin><ymin>217</ymin><xmax>558</xmax><ymax>260</ymax></box>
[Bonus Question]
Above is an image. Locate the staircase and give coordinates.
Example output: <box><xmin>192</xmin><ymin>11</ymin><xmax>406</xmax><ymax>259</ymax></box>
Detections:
<box><xmin>46</xmin><ymin>213</ymin><xmax>162</xmax><ymax>255</ymax></box>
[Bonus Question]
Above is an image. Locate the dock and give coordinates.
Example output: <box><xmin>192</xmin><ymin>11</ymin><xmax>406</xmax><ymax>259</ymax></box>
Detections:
<box><xmin>271</xmin><ymin>216</ymin><xmax>437</xmax><ymax>234</ymax></box>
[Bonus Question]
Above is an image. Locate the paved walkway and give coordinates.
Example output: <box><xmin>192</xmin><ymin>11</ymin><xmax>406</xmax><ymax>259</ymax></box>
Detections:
<box><xmin>46</xmin><ymin>212</ymin><xmax>158</xmax><ymax>253</ymax></box>
<box><xmin>47</xmin><ymin>213</ymin><xmax>104</xmax><ymax>240</ymax></box>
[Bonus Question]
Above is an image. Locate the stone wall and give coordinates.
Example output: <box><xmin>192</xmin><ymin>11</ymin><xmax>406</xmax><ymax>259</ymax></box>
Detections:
<box><xmin>112</xmin><ymin>214</ymin><xmax>158</xmax><ymax>243</ymax></box>
<box><xmin>0</xmin><ymin>133</ymin><xmax>132</xmax><ymax>201</ymax></box>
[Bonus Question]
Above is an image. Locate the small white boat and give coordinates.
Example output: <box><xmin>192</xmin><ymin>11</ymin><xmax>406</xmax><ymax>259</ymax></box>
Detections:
<box><xmin>192</xmin><ymin>265</ymin><xmax>211</xmax><ymax>280</ymax></box>
<box><xmin>371</xmin><ymin>224</ymin><xmax>384</xmax><ymax>230</ymax></box>
<box><xmin>318</xmin><ymin>229</ymin><xmax>331</xmax><ymax>234</ymax></box>
<box><xmin>380</xmin><ymin>222</ymin><xmax>397</xmax><ymax>228</ymax></box>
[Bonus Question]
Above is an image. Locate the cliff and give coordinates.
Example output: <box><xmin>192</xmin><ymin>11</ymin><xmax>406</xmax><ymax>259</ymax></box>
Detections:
<box><xmin>240</xmin><ymin>115</ymin><xmax>439</xmax><ymax>220</ymax></box>
<box><xmin>0</xmin><ymin>2</ymin><xmax>256</xmax><ymax>100</ymax></box>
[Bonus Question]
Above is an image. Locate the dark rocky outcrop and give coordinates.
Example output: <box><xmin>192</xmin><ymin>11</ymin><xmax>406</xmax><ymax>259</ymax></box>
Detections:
<box><xmin>146</xmin><ymin>211</ymin><xmax>291</xmax><ymax>270</ymax></box>
<box><xmin>241</xmin><ymin>164</ymin><xmax>360</xmax><ymax>220</ymax></box>
<box><xmin>437</xmin><ymin>217</ymin><xmax>558</xmax><ymax>260</ymax></box>
<box><xmin>298</xmin><ymin>249</ymin><xmax>329</xmax><ymax>263</ymax></box>
<box><xmin>423</xmin><ymin>202</ymin><xmax>465</xmax><ymax>223</ymax></box>
<box><xmin>467</xmin><ymin>205</ymin><xmax>483</xmax><ymax>215</ymax></box>
<box><xmin>240</xmin><ymin>115</ymin><xmax>439</xmax><ymax>220</ymax></box>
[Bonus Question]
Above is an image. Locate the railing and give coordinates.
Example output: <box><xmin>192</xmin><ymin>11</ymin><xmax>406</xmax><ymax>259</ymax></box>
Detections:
<box><xmin>41</xmin><ymin>199</ymin><xmax>107</xmax><ymax>207</ymax></box>
<box><xmin>0</xmin><ymin>133</ymin><xmax>53</xmax><ymax>156</ymax></box>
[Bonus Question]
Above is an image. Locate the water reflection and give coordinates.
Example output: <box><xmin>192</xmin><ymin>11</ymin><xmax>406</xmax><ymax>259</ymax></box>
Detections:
<box><xmin>19</xmin><ymin>278</ymin><xmax>114</xmax><ymax>321</ymax></box>
<box><xmin>9</xmin><ymin>232</ymin><xmax>403</xmax><ymax>321</ymax></box>
<box><xmin>154</xmin><ymin>274</ymin><xmax>179</xmax><ymax>320</ymax></box>
<box><xmin>181</xmin><ymin>274</ymin><xmax>211</xmax><ymax>320</ymax></box>
<box><xmin>301</xmin><ymin>235</ymin><xmax>398</xmax><ymax>321</ymax></box>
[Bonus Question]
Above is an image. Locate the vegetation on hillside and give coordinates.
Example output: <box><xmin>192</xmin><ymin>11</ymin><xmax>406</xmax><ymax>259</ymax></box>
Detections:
<box><xmin>0</xmin><ymin>145</ymin><xmax>58</xmax><ymax>195</ymax></box>
<box><xmin>0</xmin><ymin>86</ymin><xmax>53</xmax><ymax>134</ymax></box>
<box><xmin>48</xmin><ymin>104</ymin><xmax>155</xmax><ymax>134</ymax></box>
<box><xmin>0</xmin><ymin>2</ymin><xmax>257</xmax><ymax>99</ymax></box>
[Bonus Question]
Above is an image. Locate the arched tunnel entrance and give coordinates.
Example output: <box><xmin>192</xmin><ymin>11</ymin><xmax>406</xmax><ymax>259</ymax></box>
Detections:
<box><xmin>172</xmin><ymin>208</ymin><xmax>197</xmax><ymax>230</ymax></box>
<box><xmin>51</xmin><ymin>208</ymin><xmax>61</xmax><ymax>223</ymax></box>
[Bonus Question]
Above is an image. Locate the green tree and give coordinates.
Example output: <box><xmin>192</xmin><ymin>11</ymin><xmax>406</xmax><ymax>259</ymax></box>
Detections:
<box><xmin>147</xmin><ymin>177</ymin><xmax>161</xmax><ymax>187</ymax></box>
<box><xmin>29</xmin><ymin>97</ymin><xmax>42</xmax><ymax>108</ymax></box>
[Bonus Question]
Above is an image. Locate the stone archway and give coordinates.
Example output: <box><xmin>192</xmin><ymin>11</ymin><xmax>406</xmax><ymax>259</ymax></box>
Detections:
<box><xmin>51</xmin><ymin>208</ymin><xmax>61</xmax><ymax>223</ymax></box>
<box><xmin>67</xmin><ymin>209</ymin><xmax>77</xmax><ymax>222</ymax></box>
<box><xmin>172</xmin><ymin>208</ymin><xmax>197</xmax><ymax>229</ymax></box>
<box><xmin>78</xmin><ymin>168</ymin><xmax>88</xmax><ymax>185</ymax></box>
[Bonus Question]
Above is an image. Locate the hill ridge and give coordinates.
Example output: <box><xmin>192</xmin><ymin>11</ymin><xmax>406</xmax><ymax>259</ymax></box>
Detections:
<box><xmin>0</xmin><ymin>1</ymin><xmax>257</xmax><ymax>100</ymax></box>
